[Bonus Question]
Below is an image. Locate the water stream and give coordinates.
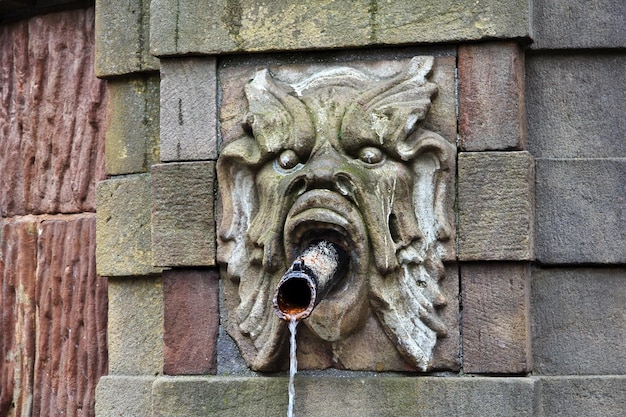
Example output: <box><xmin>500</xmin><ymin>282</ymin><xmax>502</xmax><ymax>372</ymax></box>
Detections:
<box><xmin>287</xmin><ymin>317</ymin><xmax>298</xmax><ymax>417</ymax></box>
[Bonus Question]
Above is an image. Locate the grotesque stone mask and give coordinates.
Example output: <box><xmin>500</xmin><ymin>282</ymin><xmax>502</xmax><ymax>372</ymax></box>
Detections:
<box><xmin>217</xmin><ymin>56</ymin><xmax>456</xmax><ymax>372</ymax></box>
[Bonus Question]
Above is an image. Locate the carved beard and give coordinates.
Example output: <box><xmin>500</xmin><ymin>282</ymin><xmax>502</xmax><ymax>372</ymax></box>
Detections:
<box><xmin>217</xmin><ymin>57</ymin><xmax>455</xmax><ymax>371</ymax></box>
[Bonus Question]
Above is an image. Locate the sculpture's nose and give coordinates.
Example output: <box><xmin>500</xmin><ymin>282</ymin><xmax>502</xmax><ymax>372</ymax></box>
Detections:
<box><xmin>299</xmin><ymin>144</ymin><xmax>353</xmax><ymax>195</ymax></box>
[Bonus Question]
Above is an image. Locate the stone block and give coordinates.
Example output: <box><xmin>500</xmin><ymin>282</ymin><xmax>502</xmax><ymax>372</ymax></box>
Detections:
<box><xmin>95</xmin><ymin>376</ymin><xmax>155</xmax><ymax>417</ymax></box>
<box><xmin>160</xmin><ymin>57</ymin><xmax>218</xmax><ymax>161</ymax></box>
<box><xmin>163</xmin><ymin>269</ymin><xmax>219</xmax><ymax>375</ymax></box>
<box><xmin>532</xmin><ymin>267</ymin><xmax>626</xmax><ymax>375</ymax></box>
<box><xmin>458</xmin><ymin>42</ymin><xmax>526</xmax><ymax>151</ymax></box>
<box><xmin>96</xmin><ymin>174</ymin><xmax>162</xmax><ymax>277</ymax></box>
<box><xmin>105</xmin><ymin>76</ymin><xmax>160</xmax><ymax>176</ymax></box>
<box><xmin>539</xmin><ymin>376</ymin><xmax>626</xmax><ymax>417</ymax></box>
<box><xmin>458</xmin><ymin>151</ymin><xmax>535</xmax><ymax>261</ymax></box>
<box><xmin>461</xmin><ymin>263</ymin><xmax>531</xmax><ymax>374</ymax></box>
<box><xmin>526</xmin><ymin>53</ymin><xmax>626</xmax><ymax>159</ymax></box>
<box><xmin>152</xmin><ymin>376</ymin><xmax>539</xmax><ymax>417</ymax></box>
<box><xmin>532</xmin><ymin>0</ymin><xmax>626</xmax><ymax>49</ymax></box>
<box><xmin>150</xmin><ymin>0</ymin><xmax>529</xmax><ymax>56</ymax></box>
<box><xmin>107</xmin><ymin>276</ymin><xmax>164</xmax><ymax>375</ymax></box>
<box><xmin>151</xmin><ymin>162</ymin><xmax>216</xmax><ymax>266</ymax></box>
<box><xmin>535</xmin><ymin>159</ymin><xmax>626</xmax><ymax>264</ymax></box>
<box><xmin>95</xmin><ymin>0</ymin><xmax>159</xmax><ymax>77</ymax></box>
<box><xmin>0</xmin><ymin>8</ymin><xmax>106</xmax><ymax>216</ymax></box>
<box><xmin>34</xmin><ymin>216</ymin><xmax>108</xmax><ymax>417</ymax></box>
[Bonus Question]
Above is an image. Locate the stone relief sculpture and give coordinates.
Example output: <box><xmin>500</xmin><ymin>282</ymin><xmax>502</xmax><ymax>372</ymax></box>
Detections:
<box><xmin>217</xmin><ymin>56</ymin><xmax>456</xmax><ymax>372</ymax></box>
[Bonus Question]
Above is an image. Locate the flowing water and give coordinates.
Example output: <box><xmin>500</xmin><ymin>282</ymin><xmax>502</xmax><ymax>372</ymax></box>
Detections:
<box><xmin>287</xmin><ymin>317</ymin><xmax>298</xmax><ymax>417</ymax></box>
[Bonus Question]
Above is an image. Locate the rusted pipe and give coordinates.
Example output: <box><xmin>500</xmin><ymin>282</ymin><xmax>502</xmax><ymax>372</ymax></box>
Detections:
<box><xmin>273</xmin><ymin>240</ymin><xmax>347</xmax><ymax>321</ymax></box>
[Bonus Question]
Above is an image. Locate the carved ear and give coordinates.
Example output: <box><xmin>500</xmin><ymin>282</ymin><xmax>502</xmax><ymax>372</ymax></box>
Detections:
<box><xmin>244</xmin><ymin>69</ymin><xmax>315</xmax><ymax>155</ymax></box>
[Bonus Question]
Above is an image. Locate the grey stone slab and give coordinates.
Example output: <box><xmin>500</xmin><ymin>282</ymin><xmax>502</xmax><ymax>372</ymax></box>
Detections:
<box><xmin>152</xmin><ymin>376</ymin><xmax>539</xmax><ymax>417</ymax></box>
<box><xmin>458</xmin><ymin>151</ymin><xmax>535</xmax><ymax>261</ymax></box>
<box><xmin>95</xmin><ymin>376</ymin><xmax>155</xmax><ymax>417</ymax></box>
<box><xmin>532</xmin><ymin>0</ymin><xmax>626</xmax><ymax>49</ymax></box>
<box><xmin>526</xmin><ymin>53</ymin><xmax>626</xmax><ymax>159</ymax></box>
<box><xmin>539</xmin><ymin>376</ymin><xmax>626</xmax><ymax>417</ymax></box>
<box><xmin>95</xmin><ymin>0</ymin><xmax>159</xmax><ymax>77</ymax></box>
<box><xmin>159</xmin><ymin>58</ymin><xmax>218</xmax><ymax>161</ymax></box>
<box><xmin>531</xmin><ymin>267</ymin><xmax>626</xmax><ymax>375</ymax></box>
<box><xmin>535</xmin><ymin>158</ymin><xmax>626</xmax><ymax>264</ymax></box>
<box><xmin>150</xmin><ymin>0</ymin><xmax>530</xmax><ymax>56</ymax></box>
<box><xmin>151</xmin><ymin>162</ymin><xmax>216</xmax><ymax>267</ymax></box>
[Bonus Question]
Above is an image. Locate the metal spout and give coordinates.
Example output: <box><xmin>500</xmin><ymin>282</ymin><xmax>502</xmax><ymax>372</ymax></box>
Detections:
<box><xmin>273</xmin><ymin>240</ymin><xmax>347</xmax><ymax>321</ymax></box>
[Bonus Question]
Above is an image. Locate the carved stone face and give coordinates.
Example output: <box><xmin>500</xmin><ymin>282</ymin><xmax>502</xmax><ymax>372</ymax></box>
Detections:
<box><xmin>217</xmin><ymin>56</ymin><xmax>456</xmax><ymax>371</ymax></box>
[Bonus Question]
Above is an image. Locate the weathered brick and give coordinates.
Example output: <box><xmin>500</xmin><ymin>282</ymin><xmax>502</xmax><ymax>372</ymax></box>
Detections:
<box><xmin>532</xmin><ymin>267</ymin><xmax>626</xmax><ymax>375</ymax></box>
<box><xmin>0</xmin><ymin>9</ymin><xmax>106</xmax><ymax>216</ymax></box>
<box><xmin>95</xmin><ymin>376</ymin><xmax>155</xmax><ymax>417</ymax></box>
<box><xmin>163</xmin><ymin>269</ymin><xmax>219</xmax><ymax>375</ymax></box>
<box><xmin>458</xmin><ymin>42</ymin><xmax>526</xmax><ymax>151</ymax></box>
<box><xmin>34</xmin><ymin>216</ymin><xmax>108</xmax><ymax>417</ymax></box>
<box><xmin>461</xmin><ymin>263</ymin><xmax>531</xmax><ymax>374</ymax></box>
<box><xmin>526</xmin><ymin>53</ymin><xmax>626</xmax><ymax>158</ymax></box>
<box><xmin>107</xmin><ymin>276</ymin><xmax>163</xmax><ymax>375</ymax></box>
<box><xmin>532</xmin><ymin>0</ymin><xmax>626</xmax><ymax>49</ymax></box>
<box><xmin>160</xmin><ymin>57</ymin><xmax>218</xmax><ymax>161</ymax></box>
<box><xmin>105</xmin><ymin>76</ymin><xmax>160</xmax><ymax>176</ymax></box>
<box><xmin>151</xmin><ymin>162</ymin><xmax>216</xmax><ymax>267</ymax></box>
<box><xmin>96</xmin><ymin>174</ymin><xmax>162</xmax><ymax>276</ymax></box>
<box><xmin>458</xmin><ymin>151</ymin><xmax>535</xmax><ymax>261</ymax></box>
<box><xmin>535</xmin><ymin>159</ymin><xmax>626</xmax><ymax>264</ymax></box>
<box><xmin>152</xmin><ymin>376</ymin><xmax>539</xmax><ymax>417</ymax></box>
<box><xmin>539</xmin><ymin>376</ymin><xmax>626</xmax><ymax>417</ymax></box>
<box><xmin>95</xmin><ymin>0</ymin><xmax>159</xmax><ymax>77</ymax></box>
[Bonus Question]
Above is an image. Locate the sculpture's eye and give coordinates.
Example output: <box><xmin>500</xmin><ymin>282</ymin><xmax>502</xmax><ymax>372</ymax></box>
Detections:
<box><xmin>277</xmin><ymin>149</ymin><xmax>300</xmax><ymax>170</ymax></box>
<box><xmin>358</xmin><ymin>146</ymin><xmax>384</xmax><ymax>164</ymax></box>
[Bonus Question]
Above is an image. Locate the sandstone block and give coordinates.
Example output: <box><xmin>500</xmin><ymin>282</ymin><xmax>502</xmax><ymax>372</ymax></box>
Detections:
<box><xmin>461</xmin><ymin>263</ymin><xmax>531</xmax><ymax>374</ymax></box>
<box><xmin>535</xmin><ymin>158</ymin><xmax>626</xmax><ymax>264</ymax></box>
<box><xmin>163</xmin><ymin>269</ymin><xmax>219</xmax><ymax>375</ymax></box>
<box><xmin>526</xmin><ymin>54</ymin><xmax>626</xmax><ymax>158</ymax></box>
<box><xmin>107</xmin><ymin>276</ymin><xmax>164</xmax><ymax>375</ymax></box>
<box><xmin>105</xmin><ymin>76</ymin><xmax>160</xmax><ymax>176</ymax></box>
<box><xmin>95</xmin><ymin>0</ymin><xmax>159</xmax><ymax>77</ymax></box>
<box><xmin>96</xmin><ymin>174</ymin><xmax>162</xmax><ymax>277</ymax></box>
<box><xmin>152</xmin><ymin>376</ymin><xmax>539</xmax><ymax>417</ymax></box>
<box><xmin>458</xmin><ymin>42</ymin><xmax>526</xmax><ymax>151</ymax></box>
<box><xmin>532</xmin><ymin>267</ymin><xmax>626</xmax><ymax>375</ymax></box>
<box><xmin>151</xmin><ymin>162</ymin><xmax>216</xmax><ymax>266</ymax></box>
<box><xmin>0</xmin><ymin>9</ymin><xmax>106</xmax><ymax>216</ymax></box>
<box><xmin>160</xmin><ymin>57</ymin><xmax>218</xmax><ymax>161</ymax></box>
<box><xmin>539</xmin><ymin>376</ymin><xmax>626</xmax><ymax>417</ymax></box>
<box><xmin>95</xmin><ymin>376</ymin><xmax>155</xmax><ymax>417</ymax></box>
<box><xmin>458</xmin><ymin>151</ymin><xmax>535</xmax><ymax>261</ymax></box>
<box><xmin>532</xmin><ymin>0</ymin><xmax>626</xmax><ymax>49</ymax></box>
<box><xmin>150</xmin><ymin>0</ymin><xmax>529</xmax><ymax>56</ymax></box>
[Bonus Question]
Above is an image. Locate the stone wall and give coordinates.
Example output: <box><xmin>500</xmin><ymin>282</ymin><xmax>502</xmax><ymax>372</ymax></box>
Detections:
<box><xmin>0</xmin><ymin>7</ymin><xmax>108</xmax><ymax>417</ymax></box>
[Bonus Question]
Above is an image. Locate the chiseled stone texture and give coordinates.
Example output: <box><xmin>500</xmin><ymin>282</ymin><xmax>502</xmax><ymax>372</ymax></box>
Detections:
<box><xmin>539</xmin><ymin>376</ymin><xmax>626</xmax><ymax>417</ymax></box>
<box><xmin>95</xmin><ymin>376</ymin><xmax>155</xmax><ymax>417</ymax></box>
<box><xmin>458</xmin><ymin>41</ymin><xmax>526</xmax><ymax>151</ymax></box>
<box><xmin>153</xmin><ymin>376</ymin><xmax>539</xmax><ymax>417</ymax></box>
<box><xmin>0</xmin><ymin>8</ymin><xmax>106</xmax><ymax>217</ymax></box>
<box><xmin>461</xmin><ymin>263</ymin><xmax>531</xmax><ymax>374</ymax></box>
<box><xmin>163</xmin><ymin>269</ymin><xmax>219</xmax><ymax>375</ymax></box>
<box><xmin>105</xmin><ymin>76</ymin><xmax>161</xmax><ymax>176</ymax></box>
<box><xmin>34</xmin><ymin>216</ymin><xmax>108</xmax><ymax>417</ymax></box>
<box><xmin>535</xmin><ymin>159</ymin><xmax>626</xmax><ymax>264</ymax></box>
<box><xmin>0</xmin><ymin>220</ymin><xmax>37</xmax><ymax>416</ymax></box>
<box><xmin>526</xmin><ymin>53</ymin><xmax>626</xmax><ymax>159</ymax></box>
<box><xmin>151</xmin><ymin>162</ymin><xmax>216</xmax><ymax>267</ymax></box>
<box><xmin>96</xmin><ymin>174</ymin><xmax>162</xmax><ymax>277</ymax></box>
<box><xmin>107</xmin><ymin>276</ymin><xmax>164</xmax><ymax>375</ymax></box>
<box><xmin>95</xmin><ymin>0</ymin><xmax>159</xmax><ymax>77</ymax></box>
<box><xmin>532</xmin><ymin>267</ymin><xmax>626</xmax><ymax>375</ymax></box>
<box><xmin>160</xmin><ymin>57</ymin><xmax>218</xmax><ymax>161</ymax></box>
<box><xmin>532</xmin><ymin>0</ymin><xmax>626</xmax><ymax>49</ymax></box>
<box><xmin>458</xmin><ymin>151</ymin><xmax>535</xmax><ymax>261</ymax></box>
<box><xmin>150</xmin><ymin>0</ymin><xmax>529</xmax><ymax>56</ymax></box>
